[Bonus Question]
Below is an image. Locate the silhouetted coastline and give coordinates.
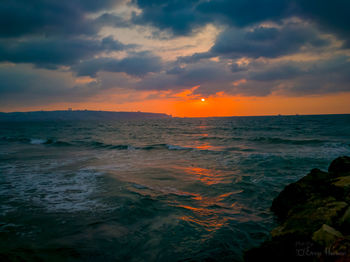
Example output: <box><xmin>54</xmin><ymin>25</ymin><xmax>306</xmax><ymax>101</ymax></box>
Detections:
<box><xmin>0</xmin><ymin>110</ymin><xmax>172</xmax><ymax>121</ymax></box>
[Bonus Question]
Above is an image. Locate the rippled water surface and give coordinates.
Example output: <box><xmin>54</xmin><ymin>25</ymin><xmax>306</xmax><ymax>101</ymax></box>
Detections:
<box><xmin>1</xmin><ymin>115</ymin><xmax>350</xmax><ymax>261</ymax></box>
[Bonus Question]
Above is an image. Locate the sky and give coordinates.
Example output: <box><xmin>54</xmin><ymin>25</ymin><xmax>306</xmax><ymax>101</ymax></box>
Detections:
<box><xmin>1</xmin><ymin>0</ymin><xmax>350</xmax><ymax>117</ymax></box>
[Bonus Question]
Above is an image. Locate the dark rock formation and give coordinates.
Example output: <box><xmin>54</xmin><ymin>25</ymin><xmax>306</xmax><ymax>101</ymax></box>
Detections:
<box><xmin>245</xmin><ymin>156</ymin><xmax>350</xmax><ymax>261</ymax></box>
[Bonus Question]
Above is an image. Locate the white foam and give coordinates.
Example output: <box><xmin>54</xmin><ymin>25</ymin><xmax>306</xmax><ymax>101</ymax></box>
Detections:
<box><xmin>0</xmin><ymin>162</ymin><xmax>107</xmax><ymax>213</ymax></box>
<box><xmin>30</xmin><ymin>138</ymin><xmax>47</xmax><ymax>145</ymax></box>
<box><xmin>166</xmin><ymin>144</ymin><xmax>189</xmax><ymax>150</ymax></box>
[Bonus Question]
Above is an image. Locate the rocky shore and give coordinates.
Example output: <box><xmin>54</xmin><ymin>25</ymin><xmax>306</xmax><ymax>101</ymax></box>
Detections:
<box><xmin>245</xmin><ymin>156</ymin><xmax>350</xmax><ymax>261</ymax></box>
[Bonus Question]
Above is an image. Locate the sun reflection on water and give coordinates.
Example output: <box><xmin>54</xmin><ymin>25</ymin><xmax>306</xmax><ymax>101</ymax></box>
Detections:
<box><xmin>182</xmin><ymin>166</ymin><xmax>231</xmax><ymax>185</ymax></box>
<box><xmin>176</xmin><ymin>191</ymin><xmax>243</xmax><ymax>232</ymax></box>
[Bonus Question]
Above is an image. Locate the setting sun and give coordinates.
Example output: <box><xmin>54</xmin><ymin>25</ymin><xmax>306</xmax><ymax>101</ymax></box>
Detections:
<box><xmin>201</xmin><ymin>98</ymin><xmax>206</xmax><ymax>102</ymax></box>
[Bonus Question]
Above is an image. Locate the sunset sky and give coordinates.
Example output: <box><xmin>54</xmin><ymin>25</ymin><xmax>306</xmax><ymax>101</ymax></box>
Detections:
<box><xmin>1</xmin><ymin>0</ymin><xmax>350</xmax><ymax>117</ymax></box>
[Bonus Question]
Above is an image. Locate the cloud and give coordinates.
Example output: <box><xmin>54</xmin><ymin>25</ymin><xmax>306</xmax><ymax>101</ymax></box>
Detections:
<box><xmin>131</xmin><ymin>0</ymin><xmax>207</xmax><ymax>36</ymax></box>
<box><xmin>0</xmin><ymin>64</ymin><xmax>99</xmax><ymax>107</ymax></box>
<box><xmin>0</xmin><ymin>36</ymin><xmax>131</xmax><ymax>69</ymax></box>
<box><xmin>95</xmin><ymin>13</ymin><xmax>132</xmax><ymax>28</ymax></box>
<box><xmin>0</xmin><ymin>0</ymin><xmax>349</xmax><ymax>111</ymax></box>
<box><xmin>0</xmin><ymin>0</ymin><xmax>126</xmax><ymax>38</ymax></box>
<box><xmin>134</xmin><ymin>55</ymin><xmax>350</xmax><ymax>97</ymax></box>
<box><xmin>131</xmin><ymin>0</ymin><xmax>350</xmax><ymax>47</ymax></box>
<box><xmin>197</xmin><ymin>0</ymin><xmax>291</xmax><ymax>27</ymax></box>
<box><xmin>236</xmin><ymin>56</ymin><xmax>350</xmax><ymax>96</ymax></box>
<box><xmin>293</xmin><ymin>0</ymin><xmax>350</xmax><ymax>47</ymax></box>
<box><xmin>179</xmin><ymin>22</ymin><xmax>330</xmax><ymax>62</ymax></box>
<box><xmin>131</xmin><ymin>0</ymin><xmax>292</xmax><ymax>36</ymax></box>
<box><xmin>72</xmin><ymin>52</ymin><xmax>163</xmax><ymax>77</ymax></box>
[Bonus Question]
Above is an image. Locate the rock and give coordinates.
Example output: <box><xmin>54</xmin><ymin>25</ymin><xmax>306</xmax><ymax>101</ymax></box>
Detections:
<box><xmin>332</xmin><ymin>176</ymin><xmax>350</xmax><ymax>201</ymax></box>
<box><xmin>333</xmin><ymin>176</ymin><xmax>350</xmax><ymax>188</ymax></box>
<box><xmin>328</xmin><ymin>156</ymin><xmax>350</xmax><ymax>177</ymax></box>
<box><xmin>325</xmin><ymin>237</ymin><xmax>350</xmax><ymax>261</ymax></box>
<box><xmin>339</xmin><ymin>207</ymin><xmax>350</xmax><ymax>234</ymax></box>
<box><xmin>271</xmin><ymin>199</ymin><xmax>347</xmax><ymax>237</ymax></box>
<box><xmin>271</xmin><ymin>182</ymin><xmax>309</xmax><ymax>220</ymax></box>
<box><xmin>245</xmin><ymin>156</ymin><xmax>350</xmax><ymax>261</ymax></box>
<box><xmin>271</xmin><ymin>168</ymin><xmax>333</xmax><ymax>220</ymax></box>
<box><xmin>312</xmin><ymin>224</ymin><xmax>343</xmax><ymax>247</ymax></box>
<box><xmin>244</xmin><ymin>234</ymin><xmax>318</xmax><ymax>262</ymax></box>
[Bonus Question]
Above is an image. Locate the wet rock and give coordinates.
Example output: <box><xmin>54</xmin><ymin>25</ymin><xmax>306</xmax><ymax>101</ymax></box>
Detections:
<box><xmin>331</xmin><ymin>176</ymin><xmax>350</xmax><ymax>201</ymax></box>
<box><xmin>339</xmin><ymin>207</ymin><xmax>350</xmax><ymax>234</ymax></box>
<box><xmin>245</xmin><ymin>156</ymin><xmax>350</xmax><ymax>261</ymax></box>
<box><xmin>328</xmin><ymin>156</ymin><xmax>350</xmax><ymax>177</ymax></box>
<box><xmin>244</xmin><ymin>235</ymin><xmax>318</xmax><ymax>262</ymax></box>
<box><xmin>271</xmin><ymin>168</ymin><xmax>333</xmax><ymax>220</ymax></box>
<box><xmin>312</xmin><ymin>224</ymin><xmax>343</xmax><ymax>247</ymax></box>
<box><xmin>272</xmin><ymin>199</ymin><xmax>347</xmax><ymax>238</ymax></box>
<box><xmin>325</xmin><ymin>237</ymin><xmax>350</xmax><ymax>261</ymax></box>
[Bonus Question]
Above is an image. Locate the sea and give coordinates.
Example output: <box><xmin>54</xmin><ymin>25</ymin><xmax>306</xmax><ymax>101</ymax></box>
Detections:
<box><xmin>1</xmin><ymin>115</ymin><xmax>350</xmax><ymax>261</ymax></box>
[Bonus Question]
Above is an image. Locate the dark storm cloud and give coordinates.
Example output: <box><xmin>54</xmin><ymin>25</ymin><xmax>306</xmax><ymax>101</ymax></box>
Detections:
<box><xmin>210</xmin><ymin>23</ymin><xmax>329</xmax><ymax>59</ymax></box>
<box><xmin>248</xmin><ymin>63</ymin><xmax>304</xmax><ymax>82</ymax></box>
<box><xmin>238</xmin><ymin>56</ymin><xmax>350</xmax><ymax>96</ymax></box>
<box><xmin>131</xmin><ymin>0</ymin><xmax>206</xmax><ymax>36</ymax></box>
<box><xmin>72</xmin><ymin>52</ymin><xmax>163</xmax><ymax>77</ymax></box>
<box><xmin>293</xmin><ymin>0</ymin><xmax>350</xmax><ymax>47</ymax></box>
<box><xmin>0</xmin><ymin>0</ymin><xmax>125</xmax><ymax>38</ymax></box>
<box><xmin>197</xmin><ymin>0</ymin><xmax>350</xmax><ymax>43</ymax></box>
<box><xmin>131</xmin><ymin>0</ymin><xmax>292</xmax><ymax>36</ymax></box>
<box><xmin>246</xmin><ymin>56</ymin><xmax>350</xmax><ymax>83</ymax></box>
<box><xmin>0</xmin><ymin>36</ymin><xmax>131</xmax><ymax>69</ymax></box>
<box><xmin>131</xmin><ymin>0</ymin><xmax>350</xmax><ymax>46</ymax></box>
<box><xmin>196</xmin><ymin>0</ymin><xmax>291</xmax><ymax>27</ymax></box>
<box><xmin>0</xmin><ymin>65</ymin><xmax>100</xmax><ymax>107</ymax></box>
<box><xmin>178</xmin><ymin>23</ymin><xmax>330</xmax><ymax>62</ymax></box>
<box><xmin>2</xmin><ymin>0</ymin><xmax>348</xmax><ymax>42</ymax></box>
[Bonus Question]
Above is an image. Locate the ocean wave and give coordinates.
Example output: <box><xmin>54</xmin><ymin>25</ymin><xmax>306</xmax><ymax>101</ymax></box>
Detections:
<box><xmin>0</xmin><ymin>136</ymin><xmax>72</xmax><ymax>146</ymax></box>
<box><xmin>4</xmin><ymin>135</ymin><xmax>348</xmax><ymax>155</ymax></box>
<box><xmin>86</xmin><ymin>141</ymin><xmax>132</xmax><ymax>150</ymax></box>
<box><xmin>1</xmin><ymin>136</ymin><xmax>192</xmax><ymax>151</ymax></box>
<box><xmin>85</xmin><ymin>142</ymin><xmax>190</xmax><ymax>151</ymax></box>
<box><xmin>0</xmin><ymin>136</ymin><xmax>31</xmax><ymax>143</ymax></box>
<box><xmin>30</xmin><ymin>138</ymin><xmax>48</xmax><ymax>144</ymax></box>
<box><xmin>251</xmin><ymin>137</ymin><xmax>325</xmax><ymax>145</ymax></box>
<box><xmin>31</xmin><ymin>138</ymin><xmax>72</xmax><ymax>146</ymax></box>
<box><xmin>199</xmin><ymin>136</ymin><xmax>225</xmax><ymax>141</ymax></box>
<box><xmin>166</xmin><ymin>144</ymin><xmax>190</xmax><ymax>150</ymax></box>
<box><xmin>0</xmin><ymin>136</ymin><xmax>254</xmax><ymax>153</ymax></box>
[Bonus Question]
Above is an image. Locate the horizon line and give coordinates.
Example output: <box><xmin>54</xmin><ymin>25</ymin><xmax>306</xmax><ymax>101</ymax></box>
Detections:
<box><xmin>1</xmin><ymin>109</ymin><xmax>350</xmax><ymax>118</ymax></box>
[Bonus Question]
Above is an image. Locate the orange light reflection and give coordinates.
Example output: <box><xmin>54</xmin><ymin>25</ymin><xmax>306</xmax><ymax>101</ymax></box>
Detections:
<box><xmin>176</xmin><ymin>191</ymin><xmax>242</xmax><ymax>232</ymax></box>
<box><xmin>182</xmin><ymin>166</ymin><xmax>230</xmax><ymax>185</ymax></box>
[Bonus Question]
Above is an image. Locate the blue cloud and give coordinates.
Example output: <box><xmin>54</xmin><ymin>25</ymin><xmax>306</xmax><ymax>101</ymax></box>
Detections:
<box><xmin>72</xmin><ymin>52</ymin><xmax>163</xmax><ymax>77</ymax></box>
<box><xmin>0</xmin><ymin>36</ymin><xmax>131</xmax><ymax>68</ymax></box>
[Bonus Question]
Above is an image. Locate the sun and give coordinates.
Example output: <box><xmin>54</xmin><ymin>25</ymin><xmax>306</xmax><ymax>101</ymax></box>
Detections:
<box><xmin>201</xmin><ymin>98</ymin><xmax>206</xmax><ymax>102</ymax></box>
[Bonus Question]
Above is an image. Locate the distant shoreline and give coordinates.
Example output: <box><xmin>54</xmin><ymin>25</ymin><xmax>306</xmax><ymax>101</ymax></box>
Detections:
<box><xmin>0</xmin><ymin>110</ymin><xmax>349</xmax><ymax>121</ymax></box>
<box><xmin>0</xmin><ymin>110</ymin><xmax>172</xmax><ymax>121</ymax></box>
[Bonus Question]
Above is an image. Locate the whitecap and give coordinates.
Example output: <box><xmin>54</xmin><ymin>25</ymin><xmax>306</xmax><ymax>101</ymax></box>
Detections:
<box><xmin>30</xmin><ymin>138</ymin><xmax>47</xmax><ymax>145</ymax></box>
<box><xmin>166</xmin><ymin>144</ymin><xmax>190</xmax><ymax>150</ymax></box>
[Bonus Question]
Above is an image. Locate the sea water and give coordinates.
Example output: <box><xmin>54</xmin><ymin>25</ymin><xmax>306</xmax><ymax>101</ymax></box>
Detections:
<box><xmin>1</xmin><ymin>115</ymin><xmax>350</xmax><ymax>261</ymax></box>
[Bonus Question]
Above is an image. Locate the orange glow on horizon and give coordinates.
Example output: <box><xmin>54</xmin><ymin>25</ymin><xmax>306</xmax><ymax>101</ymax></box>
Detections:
<box><xmin>3</xmin><ymin>91</ymin><xmax>350</xmax><ymax>117</ymax></box>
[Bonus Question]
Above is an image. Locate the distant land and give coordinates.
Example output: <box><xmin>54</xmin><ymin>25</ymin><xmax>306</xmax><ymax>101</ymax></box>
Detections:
<box><xmin>0</xmin><ymin>110</ymin><xmax>172</xmax><ymax>121</ymax></box>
